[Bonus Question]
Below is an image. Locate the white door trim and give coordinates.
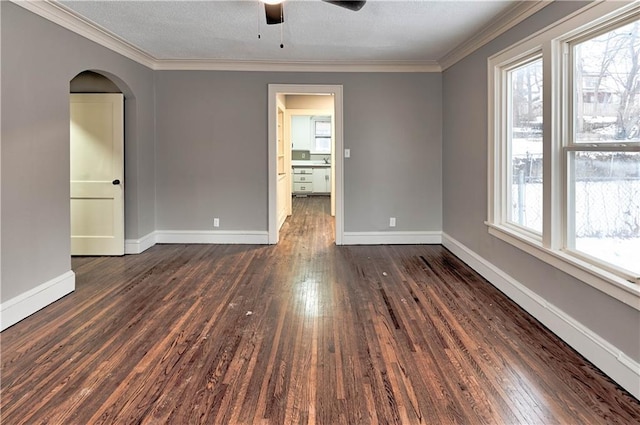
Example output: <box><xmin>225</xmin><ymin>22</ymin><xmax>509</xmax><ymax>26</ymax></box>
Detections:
<box><xmin>268</xmin><ymin>84</ymin><xmax>344</xmax><ymax>245</ymax></box>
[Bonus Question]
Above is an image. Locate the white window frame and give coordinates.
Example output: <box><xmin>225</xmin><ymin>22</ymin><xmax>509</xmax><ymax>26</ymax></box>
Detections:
<box><xmin>311</xmin><ymin>116</ymin><xmax>332</xmax><ymax>153</ymax></box>
<box><xmin>491</xmin><ymin>51</ymin><xmax>544</xmax><ymax>240</ymax></box>
<box><xmin>487</xmin><ymin>1</ymin><xmax>640</xmax><ymax>311</ymax></box>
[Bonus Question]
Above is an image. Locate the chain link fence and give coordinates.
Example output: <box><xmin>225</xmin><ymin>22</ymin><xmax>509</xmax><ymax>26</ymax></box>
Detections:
<box><xmin>573</xmin><ymin>152</ymin><xmax>640</xmax><ymax>239</ymax></box>
<box><xmin>511</xmin><ymin>154</ymin><xmax>543</xmax><ymax>232</ymax></box>
<box><xmin>510</xmin><ymin>152</ymin><xmax>640</xmax><ymax>239</ymax></box>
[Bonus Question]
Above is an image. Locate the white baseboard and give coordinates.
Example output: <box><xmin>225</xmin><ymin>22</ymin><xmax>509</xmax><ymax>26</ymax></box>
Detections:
<box><xmin>442</xmin><ymin>233</ymin><xmax>640</xmax><ymax>400</ymax></box>
<box><xmin>0</xmin><ymin>270</ymin><xmax>75</xmax><ymax>331</ymax></box>
<box><xmin>156</xmin><ymin>230</ymin><xmax>269</xmax><ymax>245</ymax></box>
<box><xmin>125</xmin><ymin>231</ymin><xmax>157</xmax><ymax>254</ymax></box>
<box><xmin>128</xmin><ymin>230</ymin><xmax>441</xmax><ymax>248</ymax></box>
<box><xmin>343</xmin><ymin>231</ymin><xmax>442</xmax><ymax>245</ymax></box>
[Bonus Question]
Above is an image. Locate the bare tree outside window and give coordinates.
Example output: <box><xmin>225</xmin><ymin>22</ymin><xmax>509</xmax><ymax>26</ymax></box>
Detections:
<box><xmin>508</xmin><ymin>58</ymin><xmax>543</xmax><ymax>233</ymax></box>
<box><xmin>574</xmin><ymin>20</ymin><xmax>640</xmax><ymax>142</ymax></box>
<box><xmin>570</xmin><ymin>19</ymin><xmax>640</xmax><ymax>276</ymax></box>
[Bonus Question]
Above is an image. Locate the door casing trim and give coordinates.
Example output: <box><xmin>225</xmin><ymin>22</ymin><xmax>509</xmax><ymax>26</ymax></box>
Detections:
<box><xmin>267</xmin><ymin>84</ymin><xmax>344</xmax><ymax>244</ymax></box>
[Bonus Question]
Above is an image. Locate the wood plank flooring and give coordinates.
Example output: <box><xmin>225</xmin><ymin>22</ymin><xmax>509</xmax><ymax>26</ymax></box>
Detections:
<box><xmin>2</xmin><ymin>196</ymin><xmax>639</xmax><ymax>424</ymax></box>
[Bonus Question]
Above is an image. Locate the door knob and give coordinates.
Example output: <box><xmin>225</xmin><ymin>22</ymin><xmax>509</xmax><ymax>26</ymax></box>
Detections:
<box><xmin>112</xmin><ymin>179</ymin><xmax>121</xmax><ymax>185</ymax></box>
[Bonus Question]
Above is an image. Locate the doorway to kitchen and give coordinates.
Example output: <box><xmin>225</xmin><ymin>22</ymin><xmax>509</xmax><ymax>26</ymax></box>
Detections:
<box><xmin>268</xmin><ymin>84</ymin><xmax>344</xmax><ymax>245</ymax></box>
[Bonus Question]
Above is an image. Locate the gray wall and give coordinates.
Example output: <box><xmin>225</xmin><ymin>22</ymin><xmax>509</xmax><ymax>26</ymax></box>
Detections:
<box><xmin>1</xmin><ymin>2</ymin><xmax>156</xmax><ymax>302</ymax></box>
<box><xmin>155</xmin><ymin>71</ymin><xmax>442</xmax><ymax>233</ymax></box>
<box><xmin>442</xmin><ymin>1</ymin><xmax>640</xmax><ymax>362</ymax></box>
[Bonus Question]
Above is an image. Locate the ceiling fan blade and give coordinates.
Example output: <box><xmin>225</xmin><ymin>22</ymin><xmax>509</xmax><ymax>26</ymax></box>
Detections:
<box><xmin>321</xmin><ymin>1</ymin><xmax>366</xmax><ymax>11</ymax></box>
<box><xmin>264</xmin><ymin>3</ymin><xmax>284</xmax><ymax>25</ymax></box>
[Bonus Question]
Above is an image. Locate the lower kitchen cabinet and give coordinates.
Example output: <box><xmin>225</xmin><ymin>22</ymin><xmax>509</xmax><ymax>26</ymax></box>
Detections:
<box><xmin>293</xmin><ymin>167</ymin><xmax>313</xmax><ymax>195</ymax></box>
<box><xmin>292</xmin><ymin>166</ymin><xmax>330</xmax><ymax>195</ymax></box>
<box><xmin>312</xmin><ymin>167</ymin><xmax>330</xmax><ymax>193</ymax></box>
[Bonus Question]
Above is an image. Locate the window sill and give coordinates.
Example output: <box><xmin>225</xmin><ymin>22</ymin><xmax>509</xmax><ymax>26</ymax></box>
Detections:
<box><xmin>486</xmin><ymin>222</ymin><xmax>640</xmax><ymax>311</ymax></box>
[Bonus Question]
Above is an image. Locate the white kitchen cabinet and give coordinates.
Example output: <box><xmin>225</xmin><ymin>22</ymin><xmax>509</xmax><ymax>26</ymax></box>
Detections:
<box><xmin>312</xmin><ymin>167</ymin><xmax>330</xmax><ymax>193</ymax></box>
<box><xmin>293</xmin><ymin>167</ymin><xmax>313</xmax><ymax>195</ymax></box>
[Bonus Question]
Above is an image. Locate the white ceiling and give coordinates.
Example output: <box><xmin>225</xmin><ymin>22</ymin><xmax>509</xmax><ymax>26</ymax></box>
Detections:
<box><xmin>18</xmin><ymin>1</ymin><xmax>551</xmax><ymax>71</ymax></box>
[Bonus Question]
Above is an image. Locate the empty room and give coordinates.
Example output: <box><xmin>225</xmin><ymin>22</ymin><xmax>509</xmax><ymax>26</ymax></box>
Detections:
<box><xmin>1</xmin><ymin>1</ymin><xmax>639</xmax><ymax>423</ymax></box>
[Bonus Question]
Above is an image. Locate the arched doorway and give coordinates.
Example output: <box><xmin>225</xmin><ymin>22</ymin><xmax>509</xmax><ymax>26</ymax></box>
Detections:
<box><xmin>69</xmin><ymin>71</ymin><xmax>128</xmax><ymax>256</ymax></box>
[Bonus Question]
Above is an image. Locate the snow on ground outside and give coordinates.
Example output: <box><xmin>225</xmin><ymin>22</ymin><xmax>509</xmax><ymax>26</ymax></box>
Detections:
<box><xmin>577</xmin><ymin>238</ymin><xmax>640</xmax><ymax>276</ymax></box>
<box><xmin>511</xmin><ymin>181</ymin><xmax>639</xmax><ymax>276</ymax></box>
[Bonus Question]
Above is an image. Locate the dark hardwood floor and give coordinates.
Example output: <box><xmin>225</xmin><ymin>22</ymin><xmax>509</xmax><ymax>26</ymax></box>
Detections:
<box><xmin>2</xmin><ymin>196</ymin><xmax>639</xmax><ymax>424</ymax></box>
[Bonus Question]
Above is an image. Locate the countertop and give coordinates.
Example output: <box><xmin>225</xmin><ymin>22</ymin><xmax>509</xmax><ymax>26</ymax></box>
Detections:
<box><xmin>291</xmin><ymin>160</ymin><xmax>331</xmax><ymax>167</ymax></box>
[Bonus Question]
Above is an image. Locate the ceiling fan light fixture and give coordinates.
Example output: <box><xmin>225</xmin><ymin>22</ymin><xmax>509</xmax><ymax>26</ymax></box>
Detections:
<box><xmin>261</xmin><ymin>0</ymin><xmax>366</xmax><ymax>28</ymax></box>
<box><xmin>263</xmin><ymin>0</ymin><xmax>285</xmax><ymax>25</ymax></box>
<box><xmin>322</xmin><ymin>1</ymin><xmax>366</xmax><ymax>11</ymax></box>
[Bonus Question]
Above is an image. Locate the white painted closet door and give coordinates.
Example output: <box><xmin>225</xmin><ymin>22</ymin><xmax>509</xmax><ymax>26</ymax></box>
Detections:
<box><xmin>70</xmin><ymin>93</ymin><xmax>124</xmax><ymax>256</ymax></box>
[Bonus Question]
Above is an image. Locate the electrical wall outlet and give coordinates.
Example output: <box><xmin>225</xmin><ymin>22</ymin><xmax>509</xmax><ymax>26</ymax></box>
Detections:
<box><xmin>213</xmin><ymin>218</ymin><xmax>220</xmax><ymax>228</ymax></box>
<box><xmin>389</xmin><ymin>217</ymin><xmax>396</xmax><ymax>227</ymax></box>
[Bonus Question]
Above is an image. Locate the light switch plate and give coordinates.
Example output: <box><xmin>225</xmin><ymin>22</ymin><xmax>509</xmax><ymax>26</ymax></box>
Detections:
<box><xmin>344</xmin><ymin>148</ymin><xmax>351</xmax><ymax>158</ymax></box>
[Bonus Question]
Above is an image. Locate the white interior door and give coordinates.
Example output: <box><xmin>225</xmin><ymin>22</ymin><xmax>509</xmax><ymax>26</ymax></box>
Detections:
<box><xmin>70</xmin><ymin>93</ymin><xmax>124</xmax><ymax>256</ymax></box>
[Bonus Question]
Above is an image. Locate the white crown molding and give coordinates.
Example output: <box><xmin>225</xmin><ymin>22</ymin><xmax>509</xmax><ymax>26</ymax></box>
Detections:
<box><xmin>14</xmin><ymin>0</ymin><xmax>550</xmax><ymax>73</ymax></box>
<box><xmin>12</xmin><ymin>0</ymin><xmax>440</xmax><ymax>72</ymax></box>
<box><xmin>153</xmin><ymin>59</ymin><xmax>441</xmax><ymax>73</ymax></box>
<box><xmin>438</xmin><ymin>0</ymin><xmax>554</xmax><ymax>71</ymax></box>
<box><xmin>12</xmin><ymin>0</ymin><xmax>156</xmax><ymax>69</ymax></box>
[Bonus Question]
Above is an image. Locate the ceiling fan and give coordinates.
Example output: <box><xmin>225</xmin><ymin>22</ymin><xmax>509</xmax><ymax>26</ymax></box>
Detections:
<box><xmin>263</xmin><ymin>0</ymin><xmax>367</xmax><ymax>25</ymax></box>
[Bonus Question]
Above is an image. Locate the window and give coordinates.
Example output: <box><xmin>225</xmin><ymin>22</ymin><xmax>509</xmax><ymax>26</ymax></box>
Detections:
<box><xmin>488</xmin><ymin>2</ymin><xmax>640</xmax><ymax>304</ymax></box>
<box><xmin>489</xmin><ymin>52</ymin><xmax>544</xmax><ymax>239</ymax></box>
<box><xmin>313</xmin><ymin>118</ymin><xmax>331</xmax><ymax>153</ymax></box>
<box><xmin>566</xmin><ymin>20</ymin><xmax>640</xmax><ymax>278</ymax></box>
<box><xmin>507</xmin><ymin>57</ymin><xmax>543</xmax><ymax>234</ymax></box>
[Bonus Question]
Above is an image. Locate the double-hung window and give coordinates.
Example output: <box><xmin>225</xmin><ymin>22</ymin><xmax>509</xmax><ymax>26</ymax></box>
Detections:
<box><xmin>488</xmin><ymin>2</ymin><xmax>640</xmax><ymax>305</ymax></box>
<box><xmin>566</xmin><ymin>21</ymin><xmax>640</xmax><ymax>280</ymax></box>
<box><xmin>313</xmin><ymin>118</ymin><xmax>331</xmax><ymax>153</ymax></box>
<box><xmin>504</xmin><ymin>55</ymin><xmax>544</xmax><ymax>235</ymax></box>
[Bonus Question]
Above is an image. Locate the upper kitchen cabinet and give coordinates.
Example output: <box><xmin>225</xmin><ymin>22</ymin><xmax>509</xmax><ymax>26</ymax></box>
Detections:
<box><xmin>291</xmin><ymin>115</ymin><xmax>331</xmax><ymax>153</ymax></box>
